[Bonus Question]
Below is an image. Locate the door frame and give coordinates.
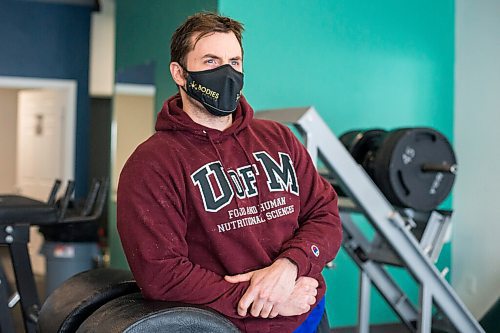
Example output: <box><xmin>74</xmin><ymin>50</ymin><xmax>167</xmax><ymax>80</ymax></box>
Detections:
<box><xmin>0</xmin><ymin>76</ymin><xmax>77</xmax><ymax>183</ymax></box>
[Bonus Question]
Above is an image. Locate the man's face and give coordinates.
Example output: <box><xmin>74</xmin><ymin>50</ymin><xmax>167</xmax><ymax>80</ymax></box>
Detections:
<box><xmin>185</xmin><ymin>31</ymin><xmax>243</xmax><ymax>73</ymax></box>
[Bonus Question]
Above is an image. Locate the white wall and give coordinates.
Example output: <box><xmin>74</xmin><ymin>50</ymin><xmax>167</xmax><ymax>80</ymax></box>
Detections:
<box><xmin>112</xmin><ymin>93</ymin><xmax>155</xmax><ymax>200</ymax></box>
<box><xmin>453</xmin><ymin>0</ymin><xmax>500</xmax><ymax>318</ymax></box>
<box><xmin>0</xmin><ymin>88</ymin><xmax>20</xmax><ymax>193</ymax></box>
<box><xmin>89</xmin><ymin>0</ymin><xmax>115</xmax><ymax>96</ymax></box>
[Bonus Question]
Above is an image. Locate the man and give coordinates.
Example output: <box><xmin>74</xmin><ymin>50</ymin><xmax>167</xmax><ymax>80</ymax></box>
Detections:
<box><xmin>117</xmin><ymin>12</ymin><xmax>342</xmax><ymax>333</ymax></box>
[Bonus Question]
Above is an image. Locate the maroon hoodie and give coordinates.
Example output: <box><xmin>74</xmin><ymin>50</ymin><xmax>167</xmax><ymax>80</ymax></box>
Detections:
<box><xmin>117</xmin><ymin>94</ymin><xmax>342</xmax><ymax>332</ymax></box>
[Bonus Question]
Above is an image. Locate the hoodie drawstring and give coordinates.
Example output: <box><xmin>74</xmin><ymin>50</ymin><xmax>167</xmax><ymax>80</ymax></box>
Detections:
<box><xmin>206</xmin><ymin>132</ymin><xmax>225</xmax><ymax>167</ymax></box>
<box><xmin>232</xmin><ymin>133</ymin><xmax>264</xmax><ymax>218</ymax></box>
<box><xmin>205</xmin><ymin>130</ymin><xmax>264</xmax><ymax>218</ymax></box>
<box><xmin>206</xmin><ymin>131</ymin><xmax>242</xmax><ymax>210</ymax></box>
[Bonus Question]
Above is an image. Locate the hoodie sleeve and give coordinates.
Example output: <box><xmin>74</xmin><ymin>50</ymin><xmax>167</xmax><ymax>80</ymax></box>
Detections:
<box><xmin>276</xmin><ymin>127</ymin><xmax>343</xmax><ymax>278</ymax></box>
<box><xmin>117</xmin><ymin>155</ymin><xmax>249</xmax><ymax>319</ymax></box>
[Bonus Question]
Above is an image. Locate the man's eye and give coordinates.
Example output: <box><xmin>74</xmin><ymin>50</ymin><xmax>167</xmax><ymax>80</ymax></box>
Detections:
<box><xmin>231</xmin><ymin>60</ymin><xmax>240</xmax><ymax>66</ymax></box>
<box><xmin>206</xmin><ymin>59</ymin><xmax>215</xmax><ymax>64</ymax></box>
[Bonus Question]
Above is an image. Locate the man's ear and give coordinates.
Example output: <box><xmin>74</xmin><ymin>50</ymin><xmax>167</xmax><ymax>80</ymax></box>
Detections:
<box><xmin>170</xmin><ymin>62</ymin><xmax>186</xmax><ymax>87</ymax></box>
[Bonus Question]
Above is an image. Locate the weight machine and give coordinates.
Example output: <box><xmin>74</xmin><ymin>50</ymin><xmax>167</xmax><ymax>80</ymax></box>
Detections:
<box><xmin>255</xmin><ymin>107</ymin><xmax>484</xmax><ymax>333</ymax></box>
<box><xmin>0</xmin><ymin>178</ymin><xmax>108</xmax><ymax>333</ymax></box>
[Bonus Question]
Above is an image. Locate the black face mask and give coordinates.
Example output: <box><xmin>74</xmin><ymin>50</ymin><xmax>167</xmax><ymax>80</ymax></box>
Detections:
<box><xmin>181</xmin><ymin>64</ymin><xmax>244</xmax><ymax>117</ymax></box>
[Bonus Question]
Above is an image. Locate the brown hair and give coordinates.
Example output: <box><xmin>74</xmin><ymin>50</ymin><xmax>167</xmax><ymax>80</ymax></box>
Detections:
<box><xmin>170</xmin><ymin>12</ymin><xmax>244</xmax><ymax>69</ymax></box>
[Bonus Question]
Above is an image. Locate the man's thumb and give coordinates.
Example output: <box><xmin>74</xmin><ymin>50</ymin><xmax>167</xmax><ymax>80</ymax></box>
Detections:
<box><xmin>224</xmin><ymin>272</ymin><xmax>253</xmax><ymax>283</ymax></box>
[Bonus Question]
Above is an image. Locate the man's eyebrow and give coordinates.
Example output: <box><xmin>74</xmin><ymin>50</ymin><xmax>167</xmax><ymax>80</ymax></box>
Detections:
<box><xmin>202</xmin><ymin>54</ymin><xmax>222</xmax><ymax>59</ymax></box>
<box><xmin>202</xmin><ymin>54</ymin><xmax>242</xmax><ymax>60</ymax></box>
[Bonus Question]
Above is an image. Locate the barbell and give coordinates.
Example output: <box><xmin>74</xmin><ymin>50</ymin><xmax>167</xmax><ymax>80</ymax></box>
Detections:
<box><xmin>339</xmin><ymin>127</ymin><xmax>457</xmax><ymax>211</ymax></box>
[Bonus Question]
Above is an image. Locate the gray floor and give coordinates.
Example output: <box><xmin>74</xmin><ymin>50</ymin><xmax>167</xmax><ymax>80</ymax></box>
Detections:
<box><xmin>334</xmin><ymin>323</ymin><xmax>411</xmax><ymax>332</ymax></box>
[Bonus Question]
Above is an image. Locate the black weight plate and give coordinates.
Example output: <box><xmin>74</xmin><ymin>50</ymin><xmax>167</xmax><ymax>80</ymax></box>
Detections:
<box><xmin>372</xmin><ymin>129</ymin><xmax>412</xmax><ymax>207</ymax></box>
<box><xmin>373</xmin><ymin>128</ymin><xmax>456</xmax><ymax>211</ymax></box>
<box><xmin>340</xmin><ymin>129</ymin><xmax>387</xmax><ymax>164</ymax></box>
<box><xmin>339</xmin><ymin>130</ymin><xmax>363</xmax><ymax>156</ymax></box>
<box><xmin>351</xmin><ymin>129</ymin><xmax>387</xmax><ymax>165</ymax></box>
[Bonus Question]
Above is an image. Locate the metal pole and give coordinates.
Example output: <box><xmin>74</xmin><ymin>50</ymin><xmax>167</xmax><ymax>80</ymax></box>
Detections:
<box><xmin>358</xmin><ymin>271</ymin><xmax>371</xmax><ymax>333</ymax></box>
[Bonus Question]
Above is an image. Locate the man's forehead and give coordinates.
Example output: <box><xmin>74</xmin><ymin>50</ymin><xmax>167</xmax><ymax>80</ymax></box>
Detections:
<box><xmin>189</xmin><ymin>31</ymin><xmax>242</xmax><ymax>57</ymax></box>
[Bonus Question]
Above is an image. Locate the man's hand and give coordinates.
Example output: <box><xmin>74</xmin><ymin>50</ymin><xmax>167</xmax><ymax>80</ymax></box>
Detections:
<box><xmin>225</xmin><ymin>258</ymin><xmax>298</xmax><ymax>317</ymax></box>
<box><xmin>271</xmin><ymin>276</ymin><xmax>318</xmax><ymax>317</ymax></box>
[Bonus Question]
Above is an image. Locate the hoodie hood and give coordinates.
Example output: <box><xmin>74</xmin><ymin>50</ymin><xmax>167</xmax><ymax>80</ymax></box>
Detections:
<box><xmin>155</xmin><ymin>93</ymin><xmax>253</xmax><ymax>140</ymax></box>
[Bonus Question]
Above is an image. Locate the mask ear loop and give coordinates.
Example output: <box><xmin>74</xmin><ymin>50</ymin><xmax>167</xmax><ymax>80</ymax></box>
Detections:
<box><xmin>177</xmin><ymin>63</ymin><xmax>190</xmax><ymax>93</ymax></box>
<box><xmin>179</xmin><ymin>84</ymin><xmax>189</xmax><ymax>95</ymax></box>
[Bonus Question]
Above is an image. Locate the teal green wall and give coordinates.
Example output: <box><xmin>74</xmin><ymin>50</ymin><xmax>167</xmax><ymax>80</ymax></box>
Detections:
<box><xmin>109</xmin><ymin>200</ymin><xmax>129</xmax><ymax>269</ymax></box>
<box><xmin>219</xmin><ymin>0</ymin><xmax>454</xmax><ymax>327</ymax></box>
<box><xmin>218</xmin><ymin>0</ymin><xmax>454</xmax><ymax>139</ymax></box>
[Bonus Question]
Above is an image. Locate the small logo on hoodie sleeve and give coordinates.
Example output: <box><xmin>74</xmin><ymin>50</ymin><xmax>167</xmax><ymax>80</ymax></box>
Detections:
<box><xmin>311</xmin><ymin>245</ymin><xmax>320</xmax><ymax>257</ymax></box>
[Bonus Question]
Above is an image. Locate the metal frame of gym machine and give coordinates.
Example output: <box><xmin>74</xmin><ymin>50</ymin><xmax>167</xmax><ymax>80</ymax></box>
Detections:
<box><xmin>0</xmin><ymin>179</ymin><xmax>108</xmax><ymax>333</ymax></box>
<box><xmin>255</xmin><ymin>107</ymin><xmax>484</xmax><ymax>333</ymax></box>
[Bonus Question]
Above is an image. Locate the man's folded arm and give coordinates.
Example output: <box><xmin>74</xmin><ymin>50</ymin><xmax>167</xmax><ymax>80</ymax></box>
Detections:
<box><xmin>117</xmin><ymin>158</ymin><xmax>249</xmax><ymax>319</ymax></box>
<box><xmin>129</xmin><ymin>253</ymin><xmax>250</xmax><ymax>319</ymax></box>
